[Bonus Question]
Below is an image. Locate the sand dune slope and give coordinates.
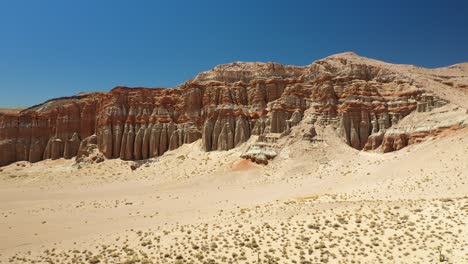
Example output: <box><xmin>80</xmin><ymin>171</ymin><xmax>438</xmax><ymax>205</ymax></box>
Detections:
<box><xmin>0</xmin><ymin>124</ymin><xmax>467</xmax><ymax>263</ymax></box>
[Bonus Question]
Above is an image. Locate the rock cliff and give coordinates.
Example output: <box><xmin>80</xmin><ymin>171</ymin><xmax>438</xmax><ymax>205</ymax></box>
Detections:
<box><xmin>1</xmin><ymin>52</ymin><xmax>467</xmax><ymax>166</ymax></box>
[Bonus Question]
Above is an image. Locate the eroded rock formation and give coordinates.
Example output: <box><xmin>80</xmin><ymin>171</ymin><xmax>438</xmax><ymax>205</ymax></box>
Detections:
<box><xmin>1</xmin><ymin>52</ymin><xmax>467</xmax><ymax>166</ymax></box>
<box><xmin>364</xmin><ymin>104</ymin><xmax>468</xmax><ymax>152</ymax></box>
<box><xmin>241</xmin><ymin>144</ymin><xmax>278</xmax><ymax>165</ymax></box>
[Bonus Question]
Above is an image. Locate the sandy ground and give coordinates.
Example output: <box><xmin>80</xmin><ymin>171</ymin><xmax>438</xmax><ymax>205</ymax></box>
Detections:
<box><xmin>0</xmin><ymin>122</ymin><xmax>467</xmax><ymax>263</ymax></box>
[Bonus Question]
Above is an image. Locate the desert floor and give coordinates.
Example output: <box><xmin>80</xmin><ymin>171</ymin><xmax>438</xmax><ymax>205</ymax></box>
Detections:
<box><xmin>0</xmin><ymin>126</ymin><xmax>467</xmax><ymax>263</ymax></box>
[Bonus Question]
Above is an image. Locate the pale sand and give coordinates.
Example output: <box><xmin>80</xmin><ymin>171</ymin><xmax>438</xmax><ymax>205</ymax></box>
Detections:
<box><xmin>0</xmin><ymin>123</ymin><xmax>467</xmax><ymax>263</ymax></box>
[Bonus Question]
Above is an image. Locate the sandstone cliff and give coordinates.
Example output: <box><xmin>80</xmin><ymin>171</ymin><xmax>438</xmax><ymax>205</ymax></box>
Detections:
<box><xmin>1</xmin><ymin>52</ymin><xmax>467</xmax><ymax>166</ymax></box>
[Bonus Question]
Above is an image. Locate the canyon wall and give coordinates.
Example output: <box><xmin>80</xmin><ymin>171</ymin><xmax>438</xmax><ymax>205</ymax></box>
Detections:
<box><xmin>1</xmin><ymin>52</ymin><xmax>465</xmax><ymax>166</ymax></box>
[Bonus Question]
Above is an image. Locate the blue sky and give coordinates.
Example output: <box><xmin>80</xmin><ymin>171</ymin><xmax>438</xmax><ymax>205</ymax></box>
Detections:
<box><xmin>0</xmin><ymin>0</ymin><xmax>467</xmax><ymax>107</ymax></box>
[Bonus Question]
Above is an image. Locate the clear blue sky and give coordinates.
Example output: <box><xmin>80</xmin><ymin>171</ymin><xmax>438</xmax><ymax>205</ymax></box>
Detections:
<box><xmin>1</xmin><ymin>0</ymin><xmax>467</xmax><ymax>107</ymax></box>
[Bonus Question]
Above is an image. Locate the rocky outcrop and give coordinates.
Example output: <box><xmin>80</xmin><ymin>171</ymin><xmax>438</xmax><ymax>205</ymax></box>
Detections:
<box><xmin>75</xmin><ymin>135</ymin><xmax>105</xmax><ymax>165</ymax></box>
<box><xmin>234</xmin><ymin>116</ymin><xmax>250</xmax><ymax>147</ymax></box>
<box><xmin>241</xmin><ymin>143</ymin><xmax>277</xmax><ymax>165</ymax></box>
<box><xmin>416</xmin><ymin>94</ymin><xmax>448</xmax><ymax>113</ymax></box>
<box><xmin>1</xmin><ymin>52</ymin><xmax>467</xmax><ymax>166</ymax></box>
<box><xmin>64</xmin><ymin>133</ymin><xmax>81</xmax><ymax>159</ymax></box>
<box><xmin>77</xmin><ymin>135</ymin><xmax>98</xmax><ymax>159</ymax></box>
<box><xmin>168</xmin><ymin>129</ymin><xmax>179</xmax><ymax>151</ymax></box>
<box><xmin>217</xmin><ymin>123</ymin><xmax>234</xmax><ymax>151</ymax></box>
<box><xmin>364</xmin><ymin>104</ymin><xmax>468</xmax><ymax>152</ymax></box>
<box><xmin>303</xmin><ymin>125</ymin><xmax>317</xmax><ymax>141</ymax></box>
<box><xmin>270</xmin><ymin>108</ymin><xmax>289</xmax><ymax>133</ymax></box>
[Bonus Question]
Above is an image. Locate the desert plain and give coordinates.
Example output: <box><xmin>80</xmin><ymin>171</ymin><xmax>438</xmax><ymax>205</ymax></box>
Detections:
<box><xmin>1</xmin><ymin>123</ymin><xmax>467</xmax><ymax>263</ymax></box>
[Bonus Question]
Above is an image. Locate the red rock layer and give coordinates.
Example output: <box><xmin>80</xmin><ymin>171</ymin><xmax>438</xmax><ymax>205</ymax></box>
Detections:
<box><xmin>0</xmin><ymin>53</ymin><xmax>459</xmax><ymax>166</ymax></box>
<box><xmin>0</xmin><ymin>87</ymin><xmax>202</xmax><ymax>166</ymax></box>
<box><xmin>368</xmin><ymin>123</ymin><xmax>465</xmax><ymax>153</ymax></box>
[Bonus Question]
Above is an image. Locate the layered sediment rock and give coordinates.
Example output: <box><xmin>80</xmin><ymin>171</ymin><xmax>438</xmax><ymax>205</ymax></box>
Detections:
<box><xmin>64</xmin><ymin>133</ymin><xmax>81</xmax><ymax>159</ymax></box>
<box><xmin>1</xmin><ymin>52</ymin><xmax>467</xmax><ymax>166</ymax></box>
<box><xmin>364</xmin><ymin>104</ymin><xmax>468</xmax><ymax>152</ymax></box>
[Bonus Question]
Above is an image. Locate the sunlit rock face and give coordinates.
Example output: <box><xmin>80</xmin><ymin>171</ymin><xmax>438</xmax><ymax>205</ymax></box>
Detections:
<box><xmin>1</xmin><ymin>52</ymin><xmax>465</xmax><ymax>166</ymax></box>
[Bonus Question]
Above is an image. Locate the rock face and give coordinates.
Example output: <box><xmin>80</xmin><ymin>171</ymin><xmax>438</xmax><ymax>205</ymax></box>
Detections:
<box><xmin>364</xmin><ymin>104</ymin><xmax>468</xmax><ymax>152</ymax></box>
<box><xmin>64</xmin><ymin>133</ymin><xmax>81</xmax><ymax>159</ymax></box>
<box><xmin>0</xmin><ymin>87</ymin><xmax>205</xmax><ymax>166</ymax></box>
<box><xmin>1</xmin><ymin>52</ymin><xmax>467</xmax><ymax>166</ymax></box>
